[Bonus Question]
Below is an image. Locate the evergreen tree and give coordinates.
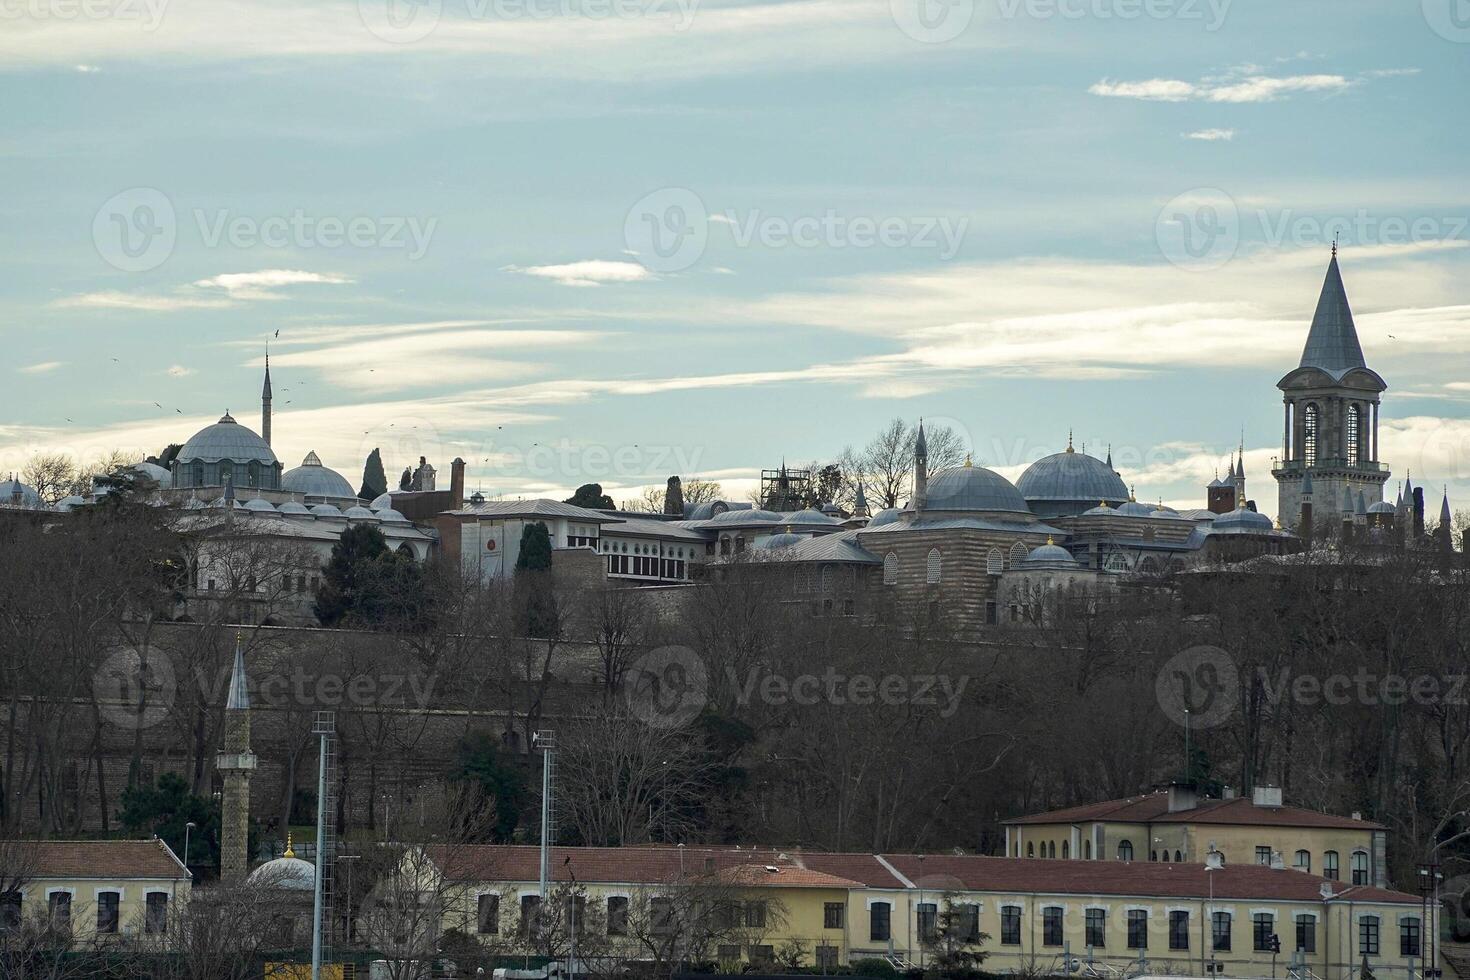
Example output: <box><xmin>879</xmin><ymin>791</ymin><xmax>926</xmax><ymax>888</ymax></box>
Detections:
<box><xmin>314</xmin><ymin>523</ymin><xmax>426</xmax><ymax>629</ymax></box>
<box><xmin>119</xmin><ymin>772</ymin><xmax>222</xmax><ymax>873</ymax></box>
<box><xmin>449</xmin><ymin>732</ymin><xmax>528</xmax><ymax>842</ymax></box>
<box><xmin>358</xmin><ymin>447</ymin><xmax>388</xmax><ymax>501</ymax></box>
<box><xmin>514</xmin><ymin>522</ymin><xmax>559</xmax><ymax>637</ymax></box>
<box><xmin>564</xmin><ymin>482</ymin><xmax>615</xmax><ymax>510</ymax></box>
<box><xmin>516</xmin><ymin>521</ymin><xmax>553</xmax><ymax>572</ymax></box>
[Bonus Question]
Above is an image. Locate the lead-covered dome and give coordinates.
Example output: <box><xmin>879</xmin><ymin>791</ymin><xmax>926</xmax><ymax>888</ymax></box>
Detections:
<box><xmin>282</xmin><ymin>451</ymin><xmax>354</xmax><ymax>498</ymax></box>
<box><xmin>1017</xmin><ymin>450</ymin><xmax>1128</xmax><ymax>517</ymax></box>
<box><xmin>1210</xmin><ymin>504</ymin><xmax>1275</xmax><ymax>534</ymax></box>
<box><xmin>867</xmin><ymin>507</ymin><xmax>903</xmax><ymax>527</ymax></box>
<box><xmin>179</xmin><ymin>412</ymin><xmax>277</xmax><ymax>465</ymax></box>
<box><xmin>0</xmin><ymin>476</ymin><xmax>43</xmax><ymax>508</ymax></box>
<box><xmin>922</xmin><ymin>465</ymin><xmax>1030</xmax><ymax>515</ymax></box>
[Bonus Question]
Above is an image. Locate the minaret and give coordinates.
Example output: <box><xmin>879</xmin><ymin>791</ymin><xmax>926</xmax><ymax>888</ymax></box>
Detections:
<box><xmin>1235</xmin><ymin>436</ymin><xmax>1247</xmax><ymax>505</ymax></box>
<box><xmin>261</xmin><ymin>352</ymin><xmax>273</xmax><ymax>447</ymax></box>
<box><xmin>1439</xmin><ymin>489</ymin><xmax>1455</xmax><ymax>551</ymax></box>
<box><xmin>853</xmin><ymin>481</ymin><xmax>870</xmax><ymax>519</ymax></box>
<box><xmin>216</xmin><ymin>635</ymin><xmax>256</xmax><ymax>885</ymax></box>
<box><xmin>913</xmin><ymin>420</ymin><xmax>928</xmax><ymax>511</ymax></box>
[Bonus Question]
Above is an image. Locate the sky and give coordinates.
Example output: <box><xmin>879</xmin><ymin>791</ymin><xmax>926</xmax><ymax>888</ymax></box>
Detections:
<box><xmin>4</xmin><ymin>0</ymin><xmax>1470</xmax><ymax>516</ymax></box>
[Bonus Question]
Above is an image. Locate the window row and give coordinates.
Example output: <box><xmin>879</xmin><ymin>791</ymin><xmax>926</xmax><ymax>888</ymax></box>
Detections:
<box><xmin>881</xmin><ymin>542</ymin><xmax>1037</xmax><ymax>587</ymax></box>
<box><xmin>0</xmin><ymin>890</ymin><xmax>169</xmax><ymax>935</ymax></box>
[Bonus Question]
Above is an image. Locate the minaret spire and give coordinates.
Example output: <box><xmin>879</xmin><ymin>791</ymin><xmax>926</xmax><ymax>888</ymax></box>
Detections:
<box><xmin>216</xmin><ymin>633</ymin><xmax>257</xmax><ymax>885</ymax></box>
<box><xmin>913</xmin><ymin>418</ymin><xmax>928</xmax><ymax>511</ymax></box>
<box><xmin>261</xmin><ymin>349</ymin><xmax>273</xmax><ymax>447</ymax></box>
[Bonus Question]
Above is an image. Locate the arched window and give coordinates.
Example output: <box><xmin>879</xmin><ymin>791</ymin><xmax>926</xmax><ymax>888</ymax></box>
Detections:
<box><xmin>1084</xmin><ymin>840</ymin><xmax>1092</xmax><ymax>860</ymax></box>
<box><xmin>1174</xmin><ymin>850</ymin><xmax>1183</xmax><ymax>863</ymax></box>
<box><xmin>1351</xmin><ymin>850</ymin><xmax>1369</xmax><ymax>885</ymax></box>
<box><xmin>1027</xmin><ymin>842</ymin><xmax>1035</xmax><ymax>858</ymax></box>
<box><xmin>1117</xmin><ymin>840</ymin><xmax>1134</xmax><ymax>861</ymax></box>
<box><xmin>1104</xmin><ymin>553</ymin><xmax>1129</xmax><ymax>573</ymax></box>
<box><xmin>1139</xmin><ymin>557</ymin><xmax>1160</xmax><ymax>575</ymax></box>
<box><xmin>1048</xmin><ymin>841</ymin><xmax>1056</xmax><ymax>859</ymax></box>
<box><xmin>218</xmin><ymin>462</ymin><xmax>233</xmax><ymax>486</ymax></box>
<box><xmin>883</xmin><ymin>552</ymin><xmax>898</xmax><ymax>585</ymax></box>
<box><xmin>986</xmin><ymin>548</ymin><xmax>1004</xmax><ymax>576</ymax></box>
<box><xmin>1062</xmin><ymin>841</ymin><xmax>1070</xmax><ymax>859</ymax></box>
<box><xmin>1151</xmin><ymin>851</ymin><xmax>1158</xmax><ymax>862</ymax></box>
<box><xmin>821</xmin><ymin>566</ymin><xmax>834</xmax><ymax>593</ymax></box>
<box><xmin>1323</xmin><ymin>850</ymin><xmax>1339</xmax><ymax>880</ymax></box>
<box><xmin>1346</xmin><ymin>404</ymin><xmax>1360</xmax><ymax>466</ymax></box>
<box><xmin>1303</xmin><ymin>402</ymin><xmax>1319</xmax><ymax>467</ymax></box>
<box><xmin>1009</xmin><ymin>541</ymin><xmax>1029</xmax><ymax>567</ymax></box>
<box><xmin>926</xmin><ymin>548</ymin><xmax>942</xmax><ymax>584</ymax></box>
<box><xmin>192</xmin><ymin>462</ymin><xmax>204</xmax><ymax>486</ymax></box>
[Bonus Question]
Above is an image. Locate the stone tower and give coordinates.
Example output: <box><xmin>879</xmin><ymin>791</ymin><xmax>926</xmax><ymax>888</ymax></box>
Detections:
<box><xmin>913</xmin><ymin>420</ymin><xmax>928</xmax><ymax>510</ymax></box>
<box><xmin>216</xmin><ymin>636</ymin><xmax>256</xmax><ymax>885</ymax></box>
<box><xmin>1272</xmin><ymin>250</ymin><xmax>1389</xmax><ymax>529</ymax></box>
<box><xmin>261</xmin><ymin>353</ymin><xmax>273</xmax><ymax>447</ymax></box>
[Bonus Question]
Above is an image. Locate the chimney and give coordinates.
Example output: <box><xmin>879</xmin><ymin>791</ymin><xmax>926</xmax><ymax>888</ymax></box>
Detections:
<box><xmin>1270</xmin><ymin>850</ymin><xmax>1286</xmax><ymax>870</ymax></box>
<box><xmin>1167</xmin><ymin>784</ymin><xmax>1198</xmax><ymax>813</ymax></box>
<box><xmin>1252</xmin><ymin>786</ymin><xmax>1283</xmax><ymax>808</ymax></box>
<box><xmin>1414</xmin><ymin>487</ymin><xmax>1425</xmax><ymax>538</ymax></box>
<box><xmin>1205</xmin><ymin>849</ymin><xmax>1225</xmax><ymax>870</ymax></box>
<box><xmin>1222</xmin><ymin>786</ymin><xmax>1236</xmax><ymax>800</ymax></box>
<box><xmin>1319</xmin><ymin>882</ymin><xmax>1335</xmax><ymax>900</ymax></box>
<box><xmin>450</xmin><ymin>457</ymin><xmax>466</xmax><ymax>507</ymax></box>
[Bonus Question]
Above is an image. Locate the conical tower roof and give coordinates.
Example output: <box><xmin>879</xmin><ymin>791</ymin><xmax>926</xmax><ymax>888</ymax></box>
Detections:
<box><xmin>226</xmin><ymin>636</ymin><xmax>249</xmax><ymax>710</ymax></box>
<box><xmin>1300</xmin><ymin>254</ymin><xmax>1367</xmax><ymax>375</ymax></box>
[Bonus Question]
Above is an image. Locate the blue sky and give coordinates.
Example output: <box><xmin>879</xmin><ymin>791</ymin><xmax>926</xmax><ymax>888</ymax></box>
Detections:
<box><xmin>4</xmin><ymin>0</ymin><xmax>1470</xmax><ymax>515</ymax></box>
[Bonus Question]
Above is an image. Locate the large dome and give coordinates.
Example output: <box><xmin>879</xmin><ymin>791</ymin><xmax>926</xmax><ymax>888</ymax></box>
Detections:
<box><xmin>282</xmin><ymin>451</ymin><xmax>354</xmax><ymax>498</ymax></box>
<box><xmin>248</xmin><ymin>856</ymin><xmax>316</xmax><ymax>892</ymax></box>
<box><xmin>922</xmin><ymin>465</ymin><xmax>1030</xmax><ymax>515</ymax></box>
<box><xmin>0</xmin><ymin>476</ymin><xmax>42</xmax><ymax>508</ymax></box>
<box><xmin>1017</xmin><ymin>450</ymin><xmax>1128</xmax><ymax>509</ymax></box>
<box><xmin>179</xmin><ymin>412</ymin><xmax>278</xmax><ymax>465</ymax></box>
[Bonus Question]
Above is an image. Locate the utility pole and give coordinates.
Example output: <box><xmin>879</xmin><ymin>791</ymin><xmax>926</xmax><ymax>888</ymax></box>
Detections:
<box><xmin>534</xmin><ymin>731</ymin><xmax>556</xmax><ymax>903</ymax></box>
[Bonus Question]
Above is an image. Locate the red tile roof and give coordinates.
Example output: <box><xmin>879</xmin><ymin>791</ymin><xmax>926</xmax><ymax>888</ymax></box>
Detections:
<box><xmin>431</xmin><ymin>845</ymin><xmax>857</xmax><ymax>889</ymax></box>
<box><xmin>1003</xmin><ymin>792</ymin><xmax>1385</xmax><ymax>830</ymax></box>
<box><xmin>3</xmin><ymin>839</ymin><xmax>188</xmax><ymax>880</ymax></box>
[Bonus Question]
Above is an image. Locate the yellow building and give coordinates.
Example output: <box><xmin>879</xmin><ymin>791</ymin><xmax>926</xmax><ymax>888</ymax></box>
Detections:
<box><xmin>417</xmin><ymin>844</ymin><xmax>1432</xmax><ymax>980</ymax></box>
<box><xmin>1003</xmin><ymin>786</ymin><xmax>1388</xmax><ymax>887</ymax></box>
<box><xmin>0</xmin><ymin>839</ymin><xmax>192</xmax><ymax>940</ymax></box>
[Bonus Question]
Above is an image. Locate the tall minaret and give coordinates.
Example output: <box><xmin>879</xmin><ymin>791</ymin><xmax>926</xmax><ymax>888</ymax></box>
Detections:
<box><xmin>261</xmin><ymin>351</ymin><xmax>273</xmax><ymax>447</ymax></box>
<box><xmin>913</xmin><ymin>419</ymin><xmax>928</xmax><ymax>511</ymax></box>
<box><xmin>216</xmin><ymin>635</ymin><xmax>256</xmax><ymax>885</ymax></box>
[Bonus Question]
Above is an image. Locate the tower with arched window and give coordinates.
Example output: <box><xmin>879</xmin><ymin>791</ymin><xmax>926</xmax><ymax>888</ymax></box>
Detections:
<box><xmin>1272</xmin><ymin>251</ymin><xmax>1389</xmax><ymax>529</ymax></box>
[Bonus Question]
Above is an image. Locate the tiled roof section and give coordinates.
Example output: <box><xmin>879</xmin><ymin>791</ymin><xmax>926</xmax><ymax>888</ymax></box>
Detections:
<box><xmin>797</xmin><ymin>852</ymin><xmax>910</xmax><ymax>889</ymax></box>
<box><xmin>878</xmin><ymin>854</ymin><xmax>1417</xmax><ymax>905</ymax></box>
<box><xmin>5</xmin><ymin>839</ymin><xmax>188</xmax><ymax>880</ymax></box>
<box><xmin>431</xmin><ymin>845</ymin><xmax>856</xmax><ymax>889</ymax></box>
<box><xmin>1003</xmin><ymin>791</ymin><xmax>1385</xmax><ymax>830</ymax></box>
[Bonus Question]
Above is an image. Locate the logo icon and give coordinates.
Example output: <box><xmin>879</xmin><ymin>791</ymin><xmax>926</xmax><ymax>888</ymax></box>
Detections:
<box><xmin>358</xmin><ymin>0</ymin><xmax>443</xmax><ymax>43</ymax></box>
<box><xmin>623</xmin><ymin>645</ymin><xmax>708</xmax><ymax>729</ymax></box>
<box><xmin>624</xmin><ymin>188</ymin><xmax>708</xmax><ymax>273</ymax></box>
<box><xmin>890</xmin><ymin>0</ymin><xmax>974</xmax><ymax>43</ymax></box>
<box><xmin>1156</xmin><ymin>188</ymin><xmax>1240</xmax><ymax>271</ymax></box>
<box><xmin>1424</xmin><ymin>0</ymin><xmax>1470</xmax><ymax>42</ymax></box>
<box><xmin>93</xmin><ymin>188</ymin><xmax>176</xmax><ymax>272</ymax></box>
<box><xmin>1155</xmin><ymin>645</ymin><xmax>1238</xmax><ymax>730</ymax></box>
<box><xmin>94</xmin><ymin>647</ymin><xmax>176</xmax><ymax>731</ymax></box>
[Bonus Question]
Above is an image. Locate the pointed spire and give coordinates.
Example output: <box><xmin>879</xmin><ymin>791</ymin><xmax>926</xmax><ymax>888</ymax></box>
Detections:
<box><xmin>915</xmin><ymin>419</ymin><xmax>927</xmax><ymax>460</ymax></box>
<box><xmin>226</xmin><ymin>633</ymin><xmax>249</xmax><ymax>710</ymax></box>
<box><xmin>1300</xmin><ymin>251</ymin><xmax>1367</xmax><ymax>373</ymax></box>
<box><xmin>1441</xmin><ymin>487</ymin><xmax>1452</xmax><ymax>528</ymax></box>
<box><xmin>262</xmin><ymin>350</ymin><xmax>272</xmax><ymax>397</ymax></box>
<box><xmin>1105</xmin><ymin>444</ymin><xmax>1113</xmax><ymax>468</ymax></box>
<box><xmin>1066</xmin><ymin>429</ymin><xmax>1075</xmax><ymax>454</ymax></box>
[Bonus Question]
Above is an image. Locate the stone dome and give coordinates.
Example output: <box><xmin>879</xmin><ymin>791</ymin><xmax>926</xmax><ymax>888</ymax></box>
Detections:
<box><xmin>756</xmin><ymin>532</ymin><xmax>805</xmax><ymax>550</ymax></box>
<box><xmin>178</xmin><ymin>412</ymin><xmax>277</xmax><ymax>465</ymax></box>
<box><xmin>310</xmin><ymin>503</ymin><xmax>343</xmax><ymax>518</ymax></box>
<box><xmin>1017</xmin><ymin>450</ymin><xmax>1128</xmax><ymax>506</ymax></box>
<box><xmin>281</xmin><ymin>451</ymin><xmax>354</xmax><ymax>498</ymax></box>
<box><xmin>783</xmin><ymin>508</ymin><xmax>840</xmax><ymax>526</ymax></box>
<box><xmin>0</xmin><ymin>476</ymin><xmax>43</xmax><ymax>508</ymax></box>
<box><xmin>248</xmin><ymin>854</ymin><xmax>316</xmax><ymax>892</ymax></box>
<box><xmin>1210</xmin><ymin>504</ymin><xmax>1275</xmax><ymax>534</ymax></box>
<box><xmin>710</xmin><ymin>508</ymin><xmax>781</xmax><ymax>525</ymax></box>
<box><xmin>243</xmin><ymin>498</ymin><xmax>276</xmax><ymax>513</ymax></box>
<box><xmin>1115</xmin><ymin>500</ymin><xmax>1157</xmax><ymax>517</ymax></box>
<box><xmin>278</xmin><ymin>501</ymin><xmax>312</xmax><ymax>516</ymax></box>
<box><xmin>1024</xmin><ymin>540</ymin><xmax>1079</xmax><ymax>568</ymax></box>
<box><xmin>867</xmin><ymin>507</ymin><xmax>903</xmax><ymax>527</ymax></box>
<box><xmin>128</xmin><ymin>461</ymin><xmax>173</xmax><ymax>488</ymax></box>
<box><xmin>343</xmin><ymin>505</ymin><xmax>379</xmax><ymax>521</ymax></box>
<box><xmin>922</xmin><ymin>465</ymin><xmax>1030</xmax><ymax>515</ymax></box>
<box><xmin>369</xmin><ymin>492</ymin><xmax>395</xmax><ymax>510</ymax></box>
<box><xmin>374</xmin><ymin>508</ymin><xmax>409</xmax><ymax>523</ymax></box>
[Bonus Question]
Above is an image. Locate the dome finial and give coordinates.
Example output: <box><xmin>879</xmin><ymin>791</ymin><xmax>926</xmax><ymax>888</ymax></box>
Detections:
<box><xmin>1066</xmin><ymin>429</ymin><xmax>1074</xmax><ymax>453</ymax></box>
<box><xmin>283</xmin><ymin>833</ymin><xmax>295</xmax><ymax>859</ymax></box>
<box><xmin>1046</xmin><ymin>534</ymin><xmax>1054</xmax><ymax>546</ymax></box>
<box><xmin>963</xmin><ymin>453</ymin><xmax>972</xmax><ymax>468</ymax></box>
<box><xmin>1129</xmin><ymin>484</ymin><xmax>1136</xmax><ymax>502</ymax></box>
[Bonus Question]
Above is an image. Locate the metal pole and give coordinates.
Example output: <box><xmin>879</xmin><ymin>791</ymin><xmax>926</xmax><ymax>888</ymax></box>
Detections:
<box><xmin>311</xmin><ymin>729</ymin><xmax>328</xmax><ymax>980</ymax></box>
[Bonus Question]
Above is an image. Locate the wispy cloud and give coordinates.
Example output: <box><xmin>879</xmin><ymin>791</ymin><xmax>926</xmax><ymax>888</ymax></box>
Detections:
<box><xmin>166</xmin><ymin>365</ymin><xmax>193</xmax><ymax>378</ymax></box>
<box><xmin>507</xmin><ymin>260</ymin><xmax>654</xmax><ymax>287</ymax></box>
<box><xmin>56</xmin><ymin>268</ymin><xmax>353</xmax><ymax>311</ymax></box>
<box><xmin>55</xmin><ymin>291</ymin><xmax>234</xmax><ymax>312</ymax></box>
<box><xmin>1185</xmin><ymin>128</ymin><xmax>1236</xmax><ymax>141</ymax></box>
<box><xmin>193</xmin><ymin>269</ymin><xmax>353</xmax><ymax>300</ymax></box>
<box><xmin>1089</xmin><ymin>68</ymin><xmax>1403</xmax><ymax>104</ymax></box>
<box><xmin>19</xmin><ymin>361</ymin><xmax>63</xmax><ymax>375</ymax></box>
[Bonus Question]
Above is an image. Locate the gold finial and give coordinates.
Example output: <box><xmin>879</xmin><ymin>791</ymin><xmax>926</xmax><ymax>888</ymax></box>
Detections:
<box><xmin>1066</xmin><ymin>430</ymin><xmax>1074</xmax><ymax>454</ymax></box>
<box><xmin>283</xmin><ymin>833</ymin><xmax>295</xmax><ymax>859</ymax></box>
<box><xmin>1046</xmin><ymin>534</ymin><xmax>1055</xmax><ymax>546</ymax></box>
<box><xmin>964</xmin><ymin>453</ymin><xmax>973</xmax><ymax>468</ymax></box>
<box><xmin>1099</xmin><ymin>500</ymin><xmax>1107</xmax><ymax>508</ymax></box>
<box><xmin>1129</xmin><ymin>485</ymin><xmax>1137</xmax><ymax>502</ymax></box>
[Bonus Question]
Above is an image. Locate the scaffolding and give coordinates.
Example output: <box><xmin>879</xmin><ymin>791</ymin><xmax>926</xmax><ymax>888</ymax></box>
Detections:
<box><xmin>312</xmin><ymin>711</ymin><xmax>337</xmax><ymax>980</ymax></box>
<box><xmin>760</xmin><ymin>466</ymin><xmax>813</xmax><ymax>512</ymax></box>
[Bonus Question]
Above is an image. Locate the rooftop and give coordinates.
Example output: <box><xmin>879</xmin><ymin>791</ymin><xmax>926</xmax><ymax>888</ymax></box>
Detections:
<box><xmin>1002</xmin><ymin>790</ymin><xmax>1384</xmax><ymax>831</ymax></box>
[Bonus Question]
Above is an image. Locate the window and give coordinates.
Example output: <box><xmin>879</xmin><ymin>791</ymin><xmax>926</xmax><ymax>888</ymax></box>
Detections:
<box><xmin>1044</xmin><ymin>907</ymin><xmax>1064</xmax><ymax>947</ymax></box>
<box><xmin>883</xmin><ymin>552</ymin><xmax>898</xmax><ymax>585</ymax></box>
<box><xmin>1048</xmin><ymin>841</ymin><xmax>1056</xmax><ymax>859</ymax></box>
<box><xmin>1001</xmin><ymin>906</ymin><xmax>1021</xmax><ymax>945</ymax></box>
<box><xmin>745</xmin><ymin>901</ymin><xmax>767</xmax><ymax>928</ymax></box>
<box><xmin>749</xmin><ymin>945</ymin><xmax>774</xmax><ymax>967</ymax></box>
<box><xmin>145</xmin><ymin>893</ymin><xmax>169</xmax><ymax>934</ymax></box>
<box><xmin>97</xmin><ymin>892</ymin><xmax>121</xmax><ymax>934</ymax></box>
<box><xmin>1009</xmin><ymin>541</ymin><xmax>1029</xmax><ymax>567</ymax></box>
<box><xmin>1347</xmin><ymin>404</ymin><xmax>1360</xmax><ymax>466</ymax></box>
<box><xmin>0</xmin><ymin>891</ymin><xmax>19</xmax><ymax>932</ymax></box>
<box><xmin>1174</xmin><ymin>850</ymin><xmax>1183</xmax><ymax>863</ymax></box>
<box><xmin>1359</xmin><ymin>916</ymin><xmax>1380</xmax><ymax>956</ymax></box>
<box><xmin>478</xmin><ymin>894</ymin><xmax>499</xmax><ymax>935</ymax></box>
<box><xmin>1027</xmin><ymin>842</ymin><xmax>1035</xmax><ymax>858</ymax></box>
<box><xmin>816</xmin><ymin>945</ymin><xmax>839</xmax><ymax>971</ymax></box>
<box><xmin>520</xmin><ymin>895</ymin><xmax>542</xmax><ymax>937</ymax></box>
<box><xmin>1256</xmin><ymin>845</ymin><xmax>1272</xmax><ymax>865</ymax></box>
<box><xmin>987</xmin><ymin>548</ymin><xmax>1004</xmax><ymax>575</ymax></box>
<box><xmin>1253</xmin><ymin>913</ymin><xmax>1274</xmax><ymax>952</ymax></box>
<box><xmin>48</xmin><ymin>891</ymin><xmax>71</xmax><ymax>931</ymax></box>
<box><xmin>820</xmin><ymin>566</ymin><xmax>834</xmax><ymax>593</ymax></box>
<box><xmin>1169</xmin><ymin>910</ymin><xmax>1189</xmax><ymax>951</ymax></box>
<box><xmin>1323</xmin><ymin>850</ymin><xmax>1339</xmax><ymax>880</ymax></box>
<box><xmin>1084</xmin><ymin>840</ymin><xmax>1092</xmax><ymax>859</ymax></box>
<box><xmin>1351</xmin><ymin>851</ymin><xmax>1369</xmax><ymax>885</ymax></box>
<box><xmin>1303</xmin><ymin>403</ymin><xmax>1319</xmax><ymax>467</ymax></box>
<box><xmin>1294</xmin><ymin>850</ymin><xmax>1311</xmax><ymax>873</ymax></box>
<box><xmin>824</xmin><ymin>902</ymin><xmax>845</xmax><ymax>929</ymax></box>
<box><xmin>1296</xmin><ymin>915</ymin><xmax>1316</xmax><ymax>953</ymax></box>
<box><xmin>926</xmin><ymin>548</ymin><xmax>942</xmax><ymax>584</ymax></box>
<box><xmin>650</xmin><ymin>897</ymin><xmax>674</xmax><ymax>935</ymax></box>
<box><xmin>870</xmin><ymin>902</ymin><xmax>891</xmax><ymax>942</ymax></box>
<box><xmin>985</xmin><ymin>600</ymin><xmax>998</xmax><ymax>625</ymax></box>
<box><xmin>1117</xmin><ymin>840</ymin><xmax>1134</xmax><ymax>861</ymax></box>
<box><xmin>1085</xmin><ymin>908</ymin><xmax>1105</xmax><ymax>949</ymax></box>
<box><xmin>1062</xmin><ymin>841</ymin><xmax>1070</xmax><ymax>859</ymax></box>
<box><xmin>1127</xmin><ymin>910</ymin><xmax>1148</xmax><ymax>949</ymax></box>
<box><xmin>718</xmin><ymin>944</ymin><xmax>742</xmax><ymax>963</ymax></box>
<box><xmin>957</xmin><ymin>904</ymin><xmax>980</xmax><ymax>943</ymax></box>
<box><xmin>918</xmin><ymin>902</ymin><xmax>938</xmax><ymax>940</ymax></box>
<box><xmin>1212</xmin><ymin>912</ymin><xmax>1231</xmax><ymax>951</ymax></box>
<box><xmin>1400</xmin><ymin>917</ymin><xmax>1421</xmax><ymax>957</ymax></box>
<box><xmin>1104</xmin><ymin>553</ymin><xmax>1129</xmax><ymax>573</ymax></box>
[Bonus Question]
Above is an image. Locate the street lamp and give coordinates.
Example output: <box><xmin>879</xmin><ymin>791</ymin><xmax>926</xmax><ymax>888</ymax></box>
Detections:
<box><xmin>183</xmin><ymin>822</ymin><xmax>197</xmax><ymax>882</ymax></box>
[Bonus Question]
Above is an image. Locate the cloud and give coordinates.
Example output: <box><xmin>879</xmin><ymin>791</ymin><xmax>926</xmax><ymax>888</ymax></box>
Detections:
<box><xmin>55</xmin><ymin>291</ymin><xmax>234</xmax><ymax>312</ymax></box>
<box><xmin>166</xmin><ymin>365</ymin><xmax>193</xmax><ymax>378</ymax></box>
<box><xmin>1185</xmin><ymin>128</ymin><xmax>1236</xmax><ymax>142</ymax></box>
<box><xmin>1089</xmin><ymin>78</ymin><xmax>1198</xmax><ymax>102</ymax></box>
<box><xmin>507</xmin><ymin>260</ymin><xmax>654</xmax><ymax>288</ymax></box>
<box><xmin>73</xmin><ymin>64</ymin><xmax>99</xmax><ymax>73</ymax></box>
<box><xmin>57</xmin><ymin>269</ymin><xmax>353</xmax><ymax>311</ymax></box>
<box><xmin>19</xmin><ymin>361</ymin><xmax>63</xmax><ymax>374</ymax></box>
<box><xmin>1205</xmin><ymin>74</ymin><xmax>1349</xmax><ymax>103</ymax></box>
<box><xmin>192</xmin><ymin>269</ymin><xmax>354</xmax><ymax>300</ymax></box>
<box><xmin>1092</xmin><ymin>71</ymin><xmax>1360</xmax><ymax>104</ymax></box>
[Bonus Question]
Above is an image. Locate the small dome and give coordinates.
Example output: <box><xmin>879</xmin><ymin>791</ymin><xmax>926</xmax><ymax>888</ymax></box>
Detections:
<box><xmin>1082</xmin><ymin>501</ymin><xmax>1115</xmax><ymax>517</ymax></box>
<box><xmin>1017</xmin><ymin>450</ymin><xmax>1128</xmax><ymax>505</ymax></box>
<box><xmin>243</xmin><ymin>498</ymin><xmax>276</xmax><ymax>513</ymax></box>
<box><xmin>343</xmin><ymin>505</ymin><xmax>379</xmax><ymax>520</ymax></box>
<box><xmin>1211</xmin><ymin>505</ymin><xmax>1275</xmax><ymax>534</ymax></box>
<box><xmin>369</xmin><ymin>492</ymin><xmax>395</xmax><ymax>510</ymax></box>
<box><xmin>247</xmin><ymin>856</ymin><xmax>316</xmax><ymax>892</ymax></box>
<box><xmin>56</xmin><ymin>494</ymin><xmax>86</xmax><ymax>512</ymax></box>
<box><xmin>128</xmin><ymin>461</ymin><xmax>173</xmax><ymax>488</ymax></box>
<box><xmin>1367</xmin><ymin>501</ymin><xmax>1395</xmax><ymax>514</ymax></box>
<box><xmin>923</xmin><ymin>465</ymin><xmax>1030</xmax><ymax>515</ymax></box>
<box><xmin>374</xmin><ymin>508</ymin><xmax>409</xmax><ymax>523</ymax></box>
<box><xmin>783</xmin><ymin>508</ymin><xmax>840</xmax><ymax>526</ymax></box>
<box><xmin>178</xmin><ymin>412</ymin><xmax>278</xmax><ymax>465</ymax></box>
<box><xmin>711</xmin><ymin>508</ymin><xmax>781</xmax><ymax>525</ymax></box>
<box><xmin>310</xmin><ymin>504</ymin><xmax>343</xmax><ymax>518</ymax></box>
<box><xmin>278</xmin><ymin>501</ymin><xmax>312</xmax><ymax>515</ymax></box>
<box><xmin>1024</xmin><ymin>540</ymin><xmax>1079</xmax><ymax>568</ymax></box>
<box><xmin>207</xmin><ymin>496</ymin><xmax>243</xmax><ymax>510</ymax></box>
<box><xmin>0</xmin><ymin>477</ymin><xmax>43</xmax><ymax>508</ymax></box>
<box><xmin>757</xmin><ymin>532</ymin><xmax>805</xmax><ymax>550</ymax></box>
<box><xmin>281</xmin><ymin>451</ymin><xmax>354</xmax><ymax>498</ymax></box>
<box><xmin>1115</xmin><ymin>500</ymin><xmax>1156</xmax><ymax>517</ymax></box>
<box><xmin>867</xmin><ymin>507</ymin><xmax>903</xmax><ymax>527</ymax></box>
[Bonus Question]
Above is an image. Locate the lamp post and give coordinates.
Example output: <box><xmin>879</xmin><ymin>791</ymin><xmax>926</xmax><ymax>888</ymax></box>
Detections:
<box><xmin>183</xmin><ymin>822</ymin><xmax>197</xmax><ymax>882</ymax></box>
